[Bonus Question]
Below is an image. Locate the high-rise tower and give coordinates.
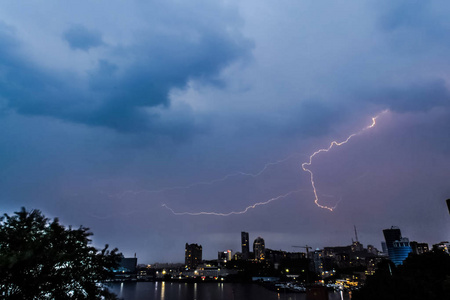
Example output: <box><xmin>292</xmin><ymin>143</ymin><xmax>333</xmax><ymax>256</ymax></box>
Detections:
<box><xmin>382</xmin><ymin>227</ymin><xmax>411</xmax><ymax>266</ymax></box>
<box><xmin>185</xmin><ymin>243</ymin><xmax>202</xmax><ymax>269</ymax></box>
<box><xmin>253</xmin><ymin>237</ymin><xmax>265</xmax><ymax>261</ymax></box>
<box><xmin>241</xmin><ymin>232</ymin><xmax>249</xmax><ymax>260</ymax></box>
<box><xmin>383</xmin><ymin>227</ymin><xmax>401</xmax><ymax>250</ymax></box>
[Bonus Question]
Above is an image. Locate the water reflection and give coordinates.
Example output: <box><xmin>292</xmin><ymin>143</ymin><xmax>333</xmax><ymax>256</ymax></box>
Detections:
<box><xmin>109</xmin><ymin>282</ymin><xmax>352</xmax><ymax>300</ymax></box>
<box><xmin>161</xmin><ymin>281</ymin><xmax>165</xmax><ymax>300</ymax></box>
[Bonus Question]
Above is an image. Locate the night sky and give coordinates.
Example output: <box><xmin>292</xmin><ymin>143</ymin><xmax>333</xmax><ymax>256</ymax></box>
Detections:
<box><xmin>1</xmin><ymin>1</ymin><xmax>450</xmax><ymax>264</ymax></box>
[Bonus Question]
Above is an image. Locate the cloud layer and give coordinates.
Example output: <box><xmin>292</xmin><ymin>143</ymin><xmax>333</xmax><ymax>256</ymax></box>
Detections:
<box><xmin>0</xmin><ymin>1</ymin><xmax>252</xmax><ymax>137</ymax></box>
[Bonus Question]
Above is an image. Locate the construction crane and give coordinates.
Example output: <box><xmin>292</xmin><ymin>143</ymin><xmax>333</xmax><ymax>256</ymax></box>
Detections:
<box><xmin>292</xmin><ymin>245</ymin><xmax>312</xmax><ymax>256</ymax></box>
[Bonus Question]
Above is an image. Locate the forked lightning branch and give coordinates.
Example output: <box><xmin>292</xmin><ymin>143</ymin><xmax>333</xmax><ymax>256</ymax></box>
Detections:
<box><xmin>162</xmin><ymin>110</ymin><xmax>388</xmax><ymax>216</ymax></box>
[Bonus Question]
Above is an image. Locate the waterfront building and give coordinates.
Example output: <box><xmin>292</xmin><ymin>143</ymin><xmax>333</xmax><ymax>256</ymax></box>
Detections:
<box><xmin>432</xmin><ymin>242</ymin><xmax>449</xmax><ymax>253</ymax></box>
<box><xmin>410</xmin><ymin>241</ymin><xmax>429</xmax><ymax>255</ymax></box>
<box><xmin>383</xmin><ymin>227</ymin><xmax>401</xmax><ymax>250</ymax></box>
<box><xmin>233</xmin><ymin>252</ymin><xmax>242</xmax><ymax>260</ymax></box>
<box><xmin>383</xmin><ymin>227</ymin><xmax>412</xmax><ymax>266</ymax></box>
<box><xmin>313</xmin><ymin>249</ymin><xmax>324</xmax><ymax>274</ymax></box>
<box><xmin>118</xmin><ymin>257</ymin><xmax>138</xmax><ymax>273</ymax></box>
<box><xmin>253</xmin><ymin>237</ymin><xmax>265</xmax><ymax>261</ymax></box>
<box><xmin>265</xmin><ymin>249</ymin><xmax>287</xmax><ymax>267</ymax></box>
<box><xmin>390</xmin><ymin>238</ymin><xmax>412</xmax><ymax>266</ymax></box>
<box><xmin>241</xmin><ymin>232</ymin><xmax>249</xmax><ymax>260</ymax></box>
<box><xmin>218</xmin><ymin>250</ymin><xmax>232</xmax><ymax>264</ymax></box>
<box><xmin>185</xmin><ymin>243</ymin><xmax>202</xmax><ymax>269</ymax></box>
<box><xmin>113</xmin><ymin>256</ymin><xmax>138</xmax><ymax>280</ymax></box>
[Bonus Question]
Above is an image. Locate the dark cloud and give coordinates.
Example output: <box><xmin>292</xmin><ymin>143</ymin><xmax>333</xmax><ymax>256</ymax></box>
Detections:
<box><xmin>63</xmin><ymin>25</ymin><xmax>104</xmax><ymax>51</ymax></box>
<box><xmin>0</xmin><ymin>8</ymin><xmax>252</xmax><ymax>137</ymax></box>
<box><xmin>282</xmin><ymin>100</ymin><xmax>341</xmax><ymax>137</ymax></box>
<box><xmin>368</xmin><ymin>80</ymin><xmax>450</xmax><ymax>113</ymax></box>
<box><xmin>378</xmin><ymin>0</ymin><xmax>450</xmax><ymax>51</ymax></box>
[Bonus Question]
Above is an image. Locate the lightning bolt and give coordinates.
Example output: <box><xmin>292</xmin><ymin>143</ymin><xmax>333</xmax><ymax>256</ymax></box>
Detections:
<box><xmin>301</xmin><ymin>110</ymin><xmax>388</xmax><ymax>211</ymax></box>
<box><xmin>95</xmin><ymin>111</ymin><xmax>387</xmax><ymax>219</ymax></box>
<box><xmin>161</xmin><ymin>190</ymin><xmax>302</xmax><ymax>216</ymax></box>
<box><xmin>105</xmin><ymin>152</ymin><xmax>305</xmax><ymax>200</ymax></box>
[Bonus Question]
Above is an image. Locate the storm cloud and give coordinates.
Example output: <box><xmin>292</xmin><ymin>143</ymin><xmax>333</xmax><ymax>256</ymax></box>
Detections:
<box><xmin>63</xmin><ymin>25</ymin><xmax>104</xmax><ymax>51</ymax></box>
<box><xmin>0</xmin><ymin>1</ymin><xmax>252</xmax><ymax>136</ymax></box>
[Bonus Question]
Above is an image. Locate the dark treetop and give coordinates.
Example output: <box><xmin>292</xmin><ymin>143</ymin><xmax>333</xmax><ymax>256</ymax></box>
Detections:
<box><xmin>0</xmin><ymin>207</ymin><xmax>121</xmax><ymax>300</ymax></box>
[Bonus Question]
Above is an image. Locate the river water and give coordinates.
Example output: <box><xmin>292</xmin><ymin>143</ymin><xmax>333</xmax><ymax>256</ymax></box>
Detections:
<box><xmin>107</xmin><ymin>282</ymin><xmax>351</xmax><ymax>300</ymax></box>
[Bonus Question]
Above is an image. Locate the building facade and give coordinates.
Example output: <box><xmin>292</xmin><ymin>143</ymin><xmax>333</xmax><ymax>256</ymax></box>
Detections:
<box><xmin>253</xmin><ymin>237</ymin><xmax>265</xmax><ymax>261</ymax></box>
<box><xmin>218</xmin><ymin>250</ymin><xmax>232</xmax><ymax>264</ymax></box>
<box><xmin>410</xmin><ymin>241</ymin><xmax>429</xmax><ymax>255</ymax></box>
<box><xmin>383</xmin><ymin>227</ymin><xmax>411</xmax><ymax>266</ymax></box>
<box><xmin>185</xmin><ymin>243</ymin><xmax>202</xmax><ymax>269</ymax></box>
<box><xmin>241</xmin><ymin>232</ymin><xmax>249</xmax><ymax>260</ymax></box>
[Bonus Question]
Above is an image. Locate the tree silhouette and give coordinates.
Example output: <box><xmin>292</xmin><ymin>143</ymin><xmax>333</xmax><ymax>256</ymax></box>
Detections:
<box><xmin>0</xmin><ymin>207</ymin><xmax>121</xmax><ymax>299</ymax></box>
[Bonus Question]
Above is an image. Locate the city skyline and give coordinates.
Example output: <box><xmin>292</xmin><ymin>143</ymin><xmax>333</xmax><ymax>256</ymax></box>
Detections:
<box><xmin>154</xmin><ymin>227</ymin><xmax>434</xmax><ymax>265</ymax></box>
<box><xmin>1</xmin><ymin>1</ymin><xmax>450</xmax><ymax>263</ymax></box>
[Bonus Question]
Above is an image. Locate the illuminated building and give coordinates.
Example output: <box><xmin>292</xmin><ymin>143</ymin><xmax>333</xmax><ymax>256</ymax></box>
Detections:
<box><xmin>233</xmin><ymin>252</ymin><xmax>242</xmax><ymax>260</ymax></box>
<box><xmin>118</xmin><ymin>257</ymin><xmax>138</xmax><ymax>273</ymax></box>
<box><xmin>432</xmin><ymin>242</ymin><xmax>449</xmax><ymax>253</ymax></box>
<box><xmin>253</xmin><ymin>237</ymin><xmax>265</xmax><ymax>261</ymax></box>
<box><xmin>218</xmin><ymin>250</ymin><xmax>232</xmax><ymax>264</ymax></box>
<box><xmin>313</xmin><ymin>249</ymin><xmax>324</xmax><ymax>274</ymax></box>
<box><xmin>185</xmin><ymin>243</ymin><xmax>202</xmax><ymax>270</ymax></box>
<box><xmin>410</xmin><ymin>241</ymin><xmax>429</xmax><ymax>255</ymax></box>
<box><xmin>390</xmin><ymin>238</ymin><xmax>412</xmax><ymax>266</ymax></box>
<box><xmin>383</xmin><ymin>227</ymin><xmax>411</xmax><ymax>266</ymax></box>
<box><xmin>241</xmin><ymin>232</ymin><xmax>249</xmax><ymax>260</ymax></box>
<box><xmin>351</xmin><ymin>241</ymin><xmax>364</xmax><ymax>252</ymax></box>
<box><xmin>383</xmin><ymin>226</ymin><xmax>401</xmax><ymax>261</ymax></box>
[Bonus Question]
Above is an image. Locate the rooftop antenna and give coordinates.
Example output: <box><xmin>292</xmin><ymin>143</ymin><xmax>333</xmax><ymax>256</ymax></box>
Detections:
<box><xmin>354</xmin><ymin>225</ymin><xmax>359</xmax><ymax>242</ymax></box>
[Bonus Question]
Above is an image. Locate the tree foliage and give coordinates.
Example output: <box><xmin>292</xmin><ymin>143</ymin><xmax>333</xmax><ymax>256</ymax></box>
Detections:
<box><xmin>0</xmin><ymin>207</ymin><xmax>121</xmax><ymax>299</ymax></box>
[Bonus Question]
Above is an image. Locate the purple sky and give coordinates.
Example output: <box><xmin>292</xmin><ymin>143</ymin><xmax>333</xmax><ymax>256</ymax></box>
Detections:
<box><xmin>1</xmin><ymin>0</ymin><xmax>450</xmax><ymax>263</ymax></box>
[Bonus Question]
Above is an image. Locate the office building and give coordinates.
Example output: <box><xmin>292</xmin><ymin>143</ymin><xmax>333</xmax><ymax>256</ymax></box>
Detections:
<box><xmin>185</xmin><ymin>243</ymin><xmax>202</xmax><ymax>269</ymax></box>
<box><xmin>383</xmin><ymin>227</ymin><xmax>401</xmax><ymax>250</ymax></box>
<box><xmin>253</xmin><ymin>237</ymin><xmax>265</xmax><ymax>261</ymax></box>
<box><xmin>390</xmin><ymin>238</ymin><xmax>412</xmax><ymax>266</ymax></box>
<box><xmin>218</xmin><ymin>250</ymin><xmax>232</xmax><ymax>264</ymax></box>
<box><xmin>383</xmin><ymin>227</ymin><xmax>411</xmax><ymax>266</ymax></box>
<box><xmin>410</xmin><ymin>241</ymin><xmax>429</xmax><ymax>255</ymax></box>
<box><xmin>241</xmin><ymin>232</ymin><xmax>249</xmax><ymax>260</ymax></box>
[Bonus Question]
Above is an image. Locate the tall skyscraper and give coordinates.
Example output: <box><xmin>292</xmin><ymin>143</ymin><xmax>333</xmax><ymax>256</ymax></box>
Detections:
<box><xmin>383</xmin><ymin>227</ymin><xmax>401</xmax><ymax>249</ymax></box>
<box><xmin>253</xmin><ymin>237</ymin><xmax>265</xmax><ymax>261</ymax></box>
<box><xmin>241</xmin><ymin>232</ymin><xmax>249</xmax><ymax>260</ymax></box>
<box><xmin>185</xmin><ymin>243</ymin><xmax>202</xmax><ymax>270</ymax></box>
<box><xmin>383</xmin><ymin>227</ymin><xmax>411</xmax><ymax>266</ymax></box>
